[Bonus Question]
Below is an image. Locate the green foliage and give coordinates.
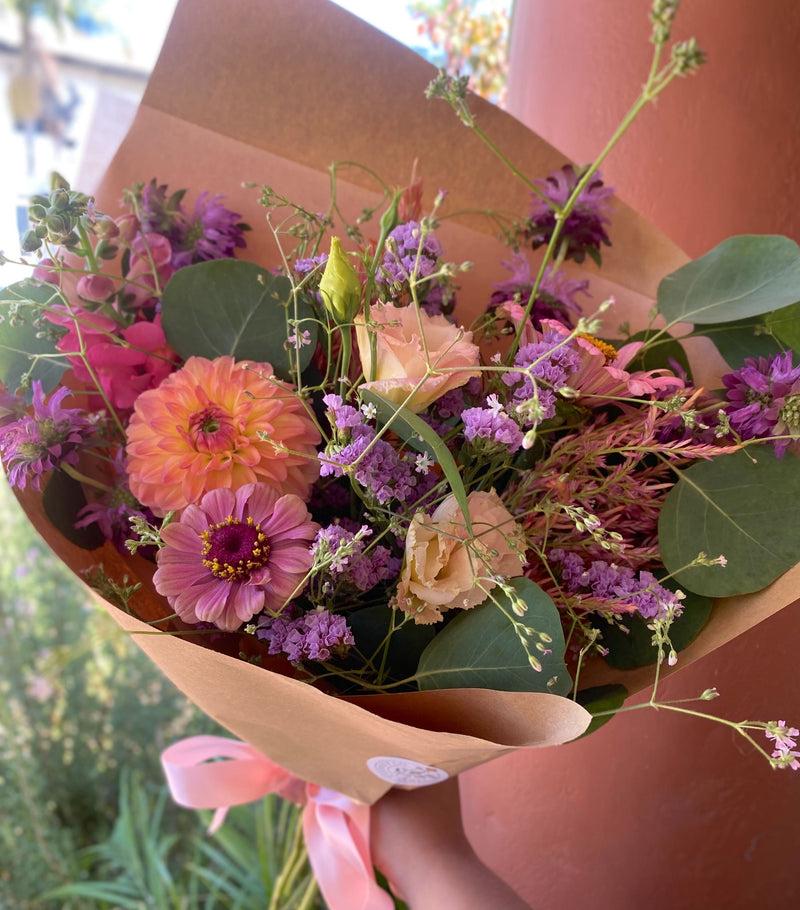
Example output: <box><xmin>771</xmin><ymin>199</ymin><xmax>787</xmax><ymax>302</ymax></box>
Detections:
<box><xmin>361</xmin><ymin>388</ymin><xmax>472</xmax><ymax>532</ymax></box>
<box><xmin>657</xmin><ymin>235</ymin><xmax>800</xmax><ymax>326</ymax></box>
<box><xmin>0</xmin><ymin>480</ymin><xmax>215</xmax><ymax>906</ymax></box>
<box><xmin>348</xmin><ymin>605</ymin><xmax>435</xmax><ymax>682</ymax></box>
<box><xmin>599</xmin><ymin>588</ymin><xmax>712</xmax><ymax>670</ymax></box>
<box><xmin>625</xmin><ymin>329</ymin><xmax>691</xmax><ymax>376</ymax></box>
<box><xmin>42</xmin><ymin>469</ymin><xmax>104</xmax><ymax>549</ymax></box>
<box><xmin>160</xmin><ymin>260</ymin><xmax>317</xmax><ymax>381</ymax></box>
<box><xmin>41</xmin><ymin>773</ymin><xmax>321</xmax><ymax>909</ymax></box>
<box><xmin>576</xmin><ymin>685</ymin><xmax>628</xmax><ymax>736</ymax></box>
<box><xmin>658</xmin><ymin>448</ymin><xmax>800</xmax><ymax>597</ymax></box>
<box><xmin>694</xmin><ymin>317</ymin><xmax>783</xmax><ymax>369</ymax></box>
<box><xmin>765</xmin><ymin>300</ymin><xmax>800</xmax><ymax>352</ymax></box>
<box><xmin>416</xmin><ymin>578</ymin><xmax>572</xmax><ymax>694</ymax></box>
<box><xmin>0</xmin><ymin>280</ymin><xmax>65</xmax><ymax>398</ymax></box>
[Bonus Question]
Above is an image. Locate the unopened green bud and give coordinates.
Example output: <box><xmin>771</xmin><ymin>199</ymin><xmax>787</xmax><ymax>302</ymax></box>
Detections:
<box><xmin>50</xmin><ymin>171</ymin><xmax>70</xmax><ymax>191</ymax></box>
<box><xmin>27</xmin><ymin>204</ymin><xmax>47</xmax><ymax>222</ymax></box>
<box><xmin>20</xmin><ymin>229</ymin><xmax>41</xmax><ymax>253</ymax></box>
<box><xmin>49</xmin><ymin>188</ymin><xmax>70</xmax><ymax>211</ymax></box>
<box><xmin>319</xmin><ymin>236</ymin><xmax>360</xmax><ymax>324</ymax></box>
<box><xmin>379</xmin><ymin>191</ymin><xmax>400</xmax><ymax>239</ymax></box>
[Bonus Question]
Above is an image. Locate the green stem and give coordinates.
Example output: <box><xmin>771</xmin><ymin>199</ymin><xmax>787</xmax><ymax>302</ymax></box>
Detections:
<box><xmin>60</xmin><ymin>461</ymin><xmax>114</xmax><ymax>494</ymax></box>
<box><xmin>76</xmin><ymin>221</ymin><xmax>99</xmax><ymax>273</ymax></box>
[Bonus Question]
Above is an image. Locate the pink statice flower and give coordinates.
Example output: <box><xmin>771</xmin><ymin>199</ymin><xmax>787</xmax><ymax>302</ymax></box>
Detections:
<box><xmin>153</xmin><ymin>483</ymin><xmax>319</xmax><ymax>632</ymax></box>
<box><xmin>256</xmin><ymin>608</ymin><xmax>354</xmax><ymax>663</ymax></box>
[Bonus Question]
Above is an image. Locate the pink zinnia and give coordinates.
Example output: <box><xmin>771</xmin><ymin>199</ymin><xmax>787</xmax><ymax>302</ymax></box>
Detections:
<box><xmin>153</xmin><ymin>483</ymin><xmax>319</xmax><ymax>631</ymax></box>
<box><xmin>541</xmin><ymin>319</ymin><xmax>685</xmax><ymax>401</ymax></box>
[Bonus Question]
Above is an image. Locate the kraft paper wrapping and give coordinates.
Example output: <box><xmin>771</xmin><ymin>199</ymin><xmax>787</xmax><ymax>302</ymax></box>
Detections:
<box><xmin>13</xmin><ymin>0</ymin><xmax>799</xmax><ymax>800</ymax></box>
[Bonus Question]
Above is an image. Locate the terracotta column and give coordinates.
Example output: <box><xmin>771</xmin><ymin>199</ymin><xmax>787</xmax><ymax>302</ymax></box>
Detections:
<box><xmin>461</xmin><ymin>3</ymin><xmax>800</xmax><ymax>908</ymax></box>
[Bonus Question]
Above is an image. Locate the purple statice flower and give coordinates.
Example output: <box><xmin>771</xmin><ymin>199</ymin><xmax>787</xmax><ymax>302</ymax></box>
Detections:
<box><xmin>550</xmin><ymin>550</ymin><xmax>681</xmax><ymax>620</ymax></box>
<box><xmin>526</xmin><ymin>165</ymin><xmax>613</xmax><ymax>264</ymax></box>
<box><xmin>378</xmin><ymin>221</ymin><xmax>453</xmax><ymax>315</ymax></box>
<box><xmin>294</xmin><ymin>253</ymin><xmax>328</xmax><ymax>275</ymax></box>
<box><xmin>723</xmin><ymin>352</ymin><xmax>800</xmax><ymax>455</ymax></box>
<box><xmin>490</xmin><ymin>255</ymin><xmax>588</xmax><ymax>329</ymax></box>
<box><xmin>311</xmin><ymin>523</ymin><xmax>400</xmax><ymax>592</ymax></box>
<box><xmin>503</xmin><ymin>329</ymin><xmax>581</xmax><ymax>424</ymax></box>
<box><xmin>321</xmin><ymin>425</ymin><xmax>418</xmax><ymax>504</ymax></box>
<box><xmin>462</xmin><ymin>401</ymin><xmax>523</xmax><ymax>453</ymax></box>
<box><xmin>171</xmin><ymin>193</ymin><xmax>248</xmax><ymax>268</ymax></box>
<box><xmin>323</xmin><ymin>393</ymin><xmax>362</xmax><ymax>430</ymax></box>
<box><xmin>0</xmin><ymin>382</ymin><xmax>93</xmax><ymax>490</ymax></box>
<box><xmin>257</xmin><ymin>609</ymin><xmax>354</xmax><ymax>663</ymax></box>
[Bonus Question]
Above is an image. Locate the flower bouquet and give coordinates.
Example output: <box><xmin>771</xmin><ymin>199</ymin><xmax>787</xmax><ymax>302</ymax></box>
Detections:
<box><xmin>3</xmin><ymin>0</ymin><xmax>800</xmax><ymax>829</ymax></box>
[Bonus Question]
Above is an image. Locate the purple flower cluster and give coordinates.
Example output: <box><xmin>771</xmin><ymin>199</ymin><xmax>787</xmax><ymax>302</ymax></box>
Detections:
<box><xmin>294</xmin><ymin>253</ymin><xmax>328</xmax><ymax>276</ymax></box>
<box><xmin>257</xmin><ymin>609</ymin><xmax>354</xmax><ymax>663</ymax></box>
<box><xmin>765</xmin><ymin>721</ymin><xmax>800</xmax><ymax>771</ymax></box>
<box><xmin>378</xmin><ymin>221</ymin><xmax>452</xmax><ymax>315</ymax></box>
<box><xmin>526</xmin><ymin>165</ymin><xmax>613</xmax><ymax>264</ymax></box>
<box><xmin>723</xmin><ymin>352</ymin><xmax>800</xmax><ymax>455</ymax></box>
<box><xmin>503</xmin><ymin>330</ymin><xmax>581</xmax><ymax>424</ymax></box>
<box><xmin>461</xmin><ymin>403</ymin><xmax>523</xmax><ymax>453</ymax></box>
<box><xmin>490</xmin><ymin>255</ymin><xmax>588</xmax><ymax>329</ymax></box>
<box><xmin>0</xmin><ymin>382</ymin><xmax>93</xmax><ymax>490</ymax></box>
<box><xmin>137</xmin><ymin>180</ymin><xmax>248</xmax><ymax>269</ymax></box>
<box><xmin>312</xmin><ymin>523</ymin><xmax>400</xmax><ymax>591</ymax></box>
<box><xmin>320</xmin><ymin>396</ymin><xmax>418</xmax><ymax>504</ymax></box>
<box><xmin>550</xmin><ymin>550</ymin><xmax>681</xmax><ymax>619</ymax></box>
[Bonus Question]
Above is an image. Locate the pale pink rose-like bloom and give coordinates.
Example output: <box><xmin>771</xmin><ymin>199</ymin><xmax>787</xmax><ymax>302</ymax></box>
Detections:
<box><xmin>355</xmin><ymin>302</ymin><xmax>480</xmax><ymax>413</ymax></box>
<box><xmin>153</xmin><ymin>483</ymin><xmax>319</xmax><ymax>631</ymax></box>
<box><xmin>540</xmin><ymin>319</ymin><xmax>685</xmax><ymax>400</ymax></box>
<box><xmin>396</xmin><ymin>490</ymin><xmax>526</xmax><ymax>625</ymax></box>
<box><xmin>77</xmin><ymin>273</ymin><xmax>116</xmax><ymax>302</ymax></box>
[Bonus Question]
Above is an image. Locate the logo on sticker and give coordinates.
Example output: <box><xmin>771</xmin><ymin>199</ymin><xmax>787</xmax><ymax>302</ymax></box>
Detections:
<box><xmin>366</xmin><ymin>756</ymin><xmax>449</xmax><ymax>787</ymax></box>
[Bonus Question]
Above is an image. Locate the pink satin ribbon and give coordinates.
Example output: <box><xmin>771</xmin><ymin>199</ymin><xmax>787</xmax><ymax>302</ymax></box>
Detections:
<box><xmin>161</xmin><ymin>735</ymin><xmax>392</xmax><ymax>910</ymax></box>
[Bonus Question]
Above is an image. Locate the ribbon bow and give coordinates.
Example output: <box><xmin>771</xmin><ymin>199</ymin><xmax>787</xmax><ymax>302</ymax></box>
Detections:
<box><xmin>161</xmin><ymin>735</ymin><xmax>392</xmax><ymax>910</ymax></box>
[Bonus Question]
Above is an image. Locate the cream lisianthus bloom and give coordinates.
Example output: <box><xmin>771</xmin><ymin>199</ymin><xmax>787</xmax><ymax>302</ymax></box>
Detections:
<box><xmin>355</xmin><ymin>301</ymin><xmax>480</xmax><ymax>413</ymax></box>
<box><xmin>395</xmin><ymin>490</ymin><xmax>526</xmax><ymax>625</ymax></box>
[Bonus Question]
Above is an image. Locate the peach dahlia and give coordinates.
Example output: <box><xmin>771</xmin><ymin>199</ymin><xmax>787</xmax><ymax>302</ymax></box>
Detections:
<box><xmin>126</xmin><ymin>356</ymin><xmax>320</xmax><ymax>514</ymax></box>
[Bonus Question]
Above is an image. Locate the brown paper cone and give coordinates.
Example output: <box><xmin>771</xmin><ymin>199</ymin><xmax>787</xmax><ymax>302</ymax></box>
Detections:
<box><xmin>13</xmin><ymin>0</ymin><xmax>799</xmax><ymax>800</ymax></box>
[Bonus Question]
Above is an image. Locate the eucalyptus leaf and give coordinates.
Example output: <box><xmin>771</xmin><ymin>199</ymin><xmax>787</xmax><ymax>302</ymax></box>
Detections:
<box><xmin>694</xmin><ymin>318</ymin><xmax>783</xmax><ymax>369</ymax></box>
<box><xmin>576</xmin><ymin>684</ymin><xmax>627</xmax><ymax>736</ymax></box>
<box><xmin>361</xmin><ymin>388</ymin><xmax>472</xmax><ymax>533</ymax></box>
<box><xmin>348</xmin><ymin>604</ymin><xmax>435</xmax><ymax>681</ymax></box>
<box><xmin>0</xmin><ymin>280</ymin><xmax>66</xmax><ymax>398</ymax></box>
<box><xmin>416</xmin><ymin>578</ymin><xmax>571</xmax><ymax>695</ymax></box>
<box><xmin>765</xmin><ymin>300</ymin><xmax>800</xmax><ymax>352</ymax></box>
<box><xmin>160</xmin><ymin>260</ymin><xmax>317</xmax><ymax>382</ymax></box>
<box><xmin>600</xmin><ymin>588</ymin><xmax>712</xmax><ymax>670</ymax></box>
<box><xmin>658</xmin><ymin>235</ymin><xmax>800</xmax><ymax>326</ymax></box>
<box><xmin>658</xmin><ymin>447</ymin><xmax>800</xmax><ymax>597</ymax></box>
<box><xmin>625</xmin><ymin>329</ymin><xmax>691</xmax><ymax>376</ymax></box>
<box><xmin>43</xmin><ymin>470</ymin><xmax>104</xmax><ymax>550</ymax></box>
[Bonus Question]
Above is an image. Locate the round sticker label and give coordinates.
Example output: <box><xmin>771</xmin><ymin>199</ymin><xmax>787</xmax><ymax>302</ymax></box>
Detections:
<box><xmin>366</xmin><ymin>756</ymin><xmax>449</xmax><ymax>787</ymax></box>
